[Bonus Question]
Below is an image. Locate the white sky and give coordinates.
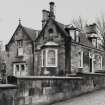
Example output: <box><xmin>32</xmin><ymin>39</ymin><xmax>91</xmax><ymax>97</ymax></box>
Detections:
<box><xmin>0</xmin><ymin>0</ymin><xmax>105</xmax><ymax>46</ymax></box>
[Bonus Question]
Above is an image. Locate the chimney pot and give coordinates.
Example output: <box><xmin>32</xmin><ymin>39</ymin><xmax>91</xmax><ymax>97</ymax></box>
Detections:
<box><xmin>42</xmin><ymin>9</ymin><xmax>49</xmax><ymax>28</ymax></box>
<box><xmin>49</xmin><ymin>2</ymin><xmax>55</xmax><ymax>19</ymax></box>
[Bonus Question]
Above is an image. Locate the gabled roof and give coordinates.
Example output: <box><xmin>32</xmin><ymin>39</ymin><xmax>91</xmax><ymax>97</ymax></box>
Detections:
<box><xmin>53</xmin><ymin>20</ymin><xmax>69</xmax><ymax>37</ymax></box>
<box><xmin>35</xmin><ymin>18</ymin><xmax>69</xmax><ymax>41</ymax></box>
<box><xmin>35</xmin><ymin>17</ymin><xmax>95</xmax><ymax>49</ymax></box>
<box><xmin>23</xmin><ymin>26</ymin><xmax>39</xmax><ymax>41</ymax></box>
<box><xmin>6</xmin><ymin>24</ymin><xmax>40</xmax><ymax>47</ymax></box>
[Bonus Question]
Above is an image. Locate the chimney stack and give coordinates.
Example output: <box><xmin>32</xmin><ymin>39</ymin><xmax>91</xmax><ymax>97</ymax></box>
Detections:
<box><xmin>49</xmin><ymin>2</ymin><xmax>55</xmax><ymax>19</ymax></box>
<box><xmin>42</xmin><ymin>2</ymin><xmax>55</xmax><ymax>28</ymax></box>
<box><xmin>42</xmin><ymin>10</ymin><xmax>49</xmax><ymax>28</ymax></box>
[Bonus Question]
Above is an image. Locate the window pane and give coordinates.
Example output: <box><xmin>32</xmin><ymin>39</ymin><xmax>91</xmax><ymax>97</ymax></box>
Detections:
<box><xmin>47</xmin><ymin>50</ymin><xmax>55</xmax><ymax>65</ymax></box>
<box><xmin>17</xmin><ymin>40</ymin><xmax>23</xmax><ymax>48</ymax></box>
<box><xmin>92</xmin><ymin>39</ymin><xmax>96</xmax><ymax>47</ymax></box>
<box><xmin>21</xmin><ymin>64</ymin><xmax>25</xmax><ymax>71</ymax></box>
<box><xmin>43</xmin><ymin>50</ymin><xmax>45</xmax><ymax>66</ymax></box>
<box><xmin>16</xmin><ymin>65</ymin><xmax>19</xmax><ymax>71</ymax></box>
<box><xmin>18</xmin><ymin>48</ymin><xmax>23</xmax><ymax>56</ymax></box>
<box><xmin>70</xmin><ymin>30</ymin><xmax>75</xmax><ymax>40</ymax></box>
<box><xmin>76</xmin><ymin>31</ymin><xmax>79</xmax><ymax>42</ymax></box>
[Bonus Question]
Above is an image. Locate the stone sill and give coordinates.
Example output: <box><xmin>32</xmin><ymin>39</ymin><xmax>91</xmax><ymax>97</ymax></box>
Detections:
<box><xmin>16</xmin><ymin>76</ymin><xmax>83</xmax><ymax>80</ymax></box>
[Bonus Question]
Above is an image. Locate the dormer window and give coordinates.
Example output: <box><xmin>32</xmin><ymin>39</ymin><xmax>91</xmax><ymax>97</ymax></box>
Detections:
<box><xmin>92</xmin><ymin>38</ymin><xmax>97</xmax><ymax>47</ymax></box>
<box><xmin>65</xmin><ymin>25</ymin><xmax>80</xmax><ymax>42</ymax></box>
<box><xmin>17</xmin><ymin>40</ymin><xmax>23</xmax><ymax>56</ymax></box>
<box><xmin>70</xmin><ymin>30</ymin><xmax>75</xmax><ymax>40</ymax></box>
<box><xmin>75</xmin><ymin>30</ymin><xmax>80</xmax><ymax>42</ymax></box>
<box><xmin>88</xmin><ymin>33</ymin><xmax>98</xmax><ymax>48</ymax></box>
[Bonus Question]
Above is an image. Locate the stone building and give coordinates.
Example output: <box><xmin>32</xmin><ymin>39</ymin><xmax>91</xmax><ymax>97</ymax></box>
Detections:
<box><xmin>5</xmin><ymin>2</ymin><xmax>105</xmax><ymax>77</ymax></box>
<box><xmin>5</xmin><ymin>21</ymin><xmax>39</xmax><ymax>76</ymax></box>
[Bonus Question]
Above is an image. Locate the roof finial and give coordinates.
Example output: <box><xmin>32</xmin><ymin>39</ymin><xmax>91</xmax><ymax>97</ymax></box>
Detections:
<box><xmin>19</xmin><ymin>18</ymin><xmax>21</xmax><ymax>25</ymax></box>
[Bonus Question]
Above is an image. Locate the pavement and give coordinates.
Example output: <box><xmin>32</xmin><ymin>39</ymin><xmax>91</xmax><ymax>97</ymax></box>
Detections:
<box><xmin>51</xmin><ymin>89</ymin><xmax>105</xmax><ymax>105</ymax></box>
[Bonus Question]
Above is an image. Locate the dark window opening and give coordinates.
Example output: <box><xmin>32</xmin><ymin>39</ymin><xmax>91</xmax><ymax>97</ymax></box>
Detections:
<box><xmin>17</xmin><ymin>40</ymin><xmax>23</xmax><ymax>48</ymax></box>
<box><xmin>16</xmin><ymin>65</ymin><xmax>19</xmax><ymax>71</ymax></box>
<box><xmin>48</xmin><ymin>29</ymin><xmax>53</xmax><ymax>40</ymax></box>
<box><xmin>21</xmin><ymin>64</ymin><xmax>25</xmax><ymax>71</ymax></box>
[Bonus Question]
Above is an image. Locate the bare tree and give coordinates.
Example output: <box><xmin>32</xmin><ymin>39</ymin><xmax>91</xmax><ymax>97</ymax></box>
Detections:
<box><xmin>0</xmin><ymin>42</ymin><xmax>6</xmax><ymax>73</ymax></box>
<box><xmin>96</xmin><ymin>14</ymin><xmax>105</xmax><ymax>50</ymax></box>
<box><xmin>71</xmin><ymin>16</ymin><xmax>87</xmax><ymax>32</ymax></box>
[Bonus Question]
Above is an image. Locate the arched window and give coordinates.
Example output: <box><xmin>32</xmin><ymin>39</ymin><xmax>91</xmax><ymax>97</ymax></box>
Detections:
<box><xmin>47</xmin><ymin>50</ymin><xmax>55</xmax><ymax>65</ymax></box>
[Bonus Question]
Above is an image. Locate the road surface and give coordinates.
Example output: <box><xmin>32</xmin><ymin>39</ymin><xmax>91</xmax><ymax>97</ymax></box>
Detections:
<box><xmin>52</xmin><ymin>89</ymin><xmax>105</xmax><ymax>105</ymax></box>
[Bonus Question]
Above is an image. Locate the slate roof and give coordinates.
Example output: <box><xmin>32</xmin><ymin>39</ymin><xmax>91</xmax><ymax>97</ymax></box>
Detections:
<box><xmin>35</xmin><ymin>17</ymin><xmax>95</xmax><ymax>49</ymax></box>
<box><xmin>6</xmin><ymin>24</ymin><xmax>40</xmax><ymax>47</ymax></box>
<box><xmin>53</xmin><ymin>20</ymin><xmax>95</xmax><ymax>48</ymax></box>
<box><xmin>35</xmin><ymin>18</ymin><xmax>69</xmax><ymax>41</ymax></box>
<box><xmin>79</xmin><ymin>32</ymin><xmax>93</xmax><ymax>48</ymax></box>
<box><xmin>53</xmin><ymin>20</ymin><xmax>69</xmax><ymax>37</ymax></box>
<box><xmin>23</xmin><ymin>26</ymin><xmax>40</xmax><ymax>41</ymax></box>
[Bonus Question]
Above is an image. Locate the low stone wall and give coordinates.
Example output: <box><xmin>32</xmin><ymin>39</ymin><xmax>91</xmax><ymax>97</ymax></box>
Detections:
<box><xmin>16</xmin><ymin>74</ymin><xmax>105</xmax><ymax>105</ymax></box>
<box><xmin>0</xmin><ymin>84</ymin><xmax>17</xmax><ymax>105</ymax></box>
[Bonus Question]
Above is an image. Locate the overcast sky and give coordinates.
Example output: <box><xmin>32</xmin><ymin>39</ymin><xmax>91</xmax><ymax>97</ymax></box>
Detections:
<box><xmin>0</xmin><ymin>0</ymin><xmax>105</xmax><ymax>46</ymax></box>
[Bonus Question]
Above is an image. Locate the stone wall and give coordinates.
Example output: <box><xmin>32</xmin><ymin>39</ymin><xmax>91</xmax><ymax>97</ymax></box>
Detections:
<box><xmin>16</xmin><ymin>74</ymin><xmax>105</xmax><ymax>105</ymax></box>
<box><xmin>0</xmin><ymin>84</ymin><xmax>16</xmax><ymax>105</ymax></box>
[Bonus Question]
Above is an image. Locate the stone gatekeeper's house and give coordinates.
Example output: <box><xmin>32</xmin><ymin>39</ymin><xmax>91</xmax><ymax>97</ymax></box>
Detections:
<box><xmin>5</xmin><ymin>2</ymin><xmax>105</xmax><ymax>77</ymax></box>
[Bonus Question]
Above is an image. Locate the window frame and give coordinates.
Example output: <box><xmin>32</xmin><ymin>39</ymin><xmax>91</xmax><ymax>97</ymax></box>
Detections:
<box><xmin>17</xmin><ymin>40</ymin><xmax>23</xmax><ymax>48</ymax></box>
<box><xmin>13</xmin><ymin>63</ymin><xmax>27</xmax><ymax>76</ymax></box>
<box><xmin>78</xmin><ymin>50</ymin><xmax>83</xmax><ymax>68</ymax></box>
<box><xmin>17</xmin><ymin>40</ymin><xmax>24</xmax><ymax>56</ymax></box>
<box><xmin>46</xmin><ymin>48</ymin><xmax>58</xmax><ymax>67</ymax></box>
<box><xmin>95</xmin><ymin>54</ymin><xmax>102</xmax><ymax>70</ymax></box>
<box><xmin>41</xmin><ymin>48</ymin><xmax>58</xmax><ymax>67</ymax></box>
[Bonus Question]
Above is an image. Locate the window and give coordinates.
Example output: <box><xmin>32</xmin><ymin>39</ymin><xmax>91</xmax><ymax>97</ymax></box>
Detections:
<box><xmin>17</xmin><ymin>40</ymin><xmax>23</xmax><ymax>48</ymax></box>
<box><xmin>17</xmin><ymin>47</ymin><xmax>23</xmax><ymax>56</ymax></box>
<box><xmin>48</xmin><ymin>28</ymin><xmax>53</xmax><ymax>40</ymax></box>
<box><xmin>98</xmin><ymin>56</ymin><xmax>102</xmax><ymax>69</ymax></box>
<box><xmin>46</xmin><ymin>49</ymin><xmax>57</xmax><ymax>67</ymax></box>
<box><xmin>13</xmin><ymin>63</ymin><xmax>27</xmax><ymax>76</ymax></box>
<box><xmin>16</xmin><ymin>65</ymin><xmax>19</xmax><ymax>71</ymax></box>
<box><xmin>21</xmin><ymin>64</ymin><xmax>25</xmax><ymax>71</ymax></box>
<box><xmin>75</xmin><ymin>31</ymin><xmax>79</xmax><ymax>42</ymax></box>
<box><xmin>92</xmin><ymin>39</ymin><xmax>97</xmax><ymax>47</ymax></box>
<box><xmin>69</xmin><ymin>30</ymin><xmax>75</xmax><ymax>40</ymax></box>
<box><xmin>78</xmin><ymin>51</ymin><xmax>83</xmax><ymax>68</ymax></box>
<box><xmin>17</xmin><ymin>40</ymin><xmax>23</xmax><ymax>56</ymax></box>
<box><xmin>95</xmin><ymin>54</ymin><xmax>102</xmax><ymax>70</ymax></box>
<box><xmin>41</xmin><ymin>49</ymin><xmax>58</xmax><ymax>67</ymax></box>
<box><xmin>47</xmin><ymin>50</ymin><xmax>55</xmax><ymax>65</ymax></box>
<box><xmin>41</xmin><ymin>50</ymin><xmax>46</xmax><ymax>67</ymax></box>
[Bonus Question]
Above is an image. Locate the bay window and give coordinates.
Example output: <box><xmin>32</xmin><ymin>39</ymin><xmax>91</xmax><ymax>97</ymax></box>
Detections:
<box><xmin>41</xmin><ymin>48</ymin><xmax>58</xmax><ymax>67</ymax></box>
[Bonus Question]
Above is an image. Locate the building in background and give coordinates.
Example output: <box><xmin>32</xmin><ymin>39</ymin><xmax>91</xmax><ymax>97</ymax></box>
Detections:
<box><xmin>5</xmin><ymin>2</ymin><xmax>105</xmax><ymax>77</ymax></box>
